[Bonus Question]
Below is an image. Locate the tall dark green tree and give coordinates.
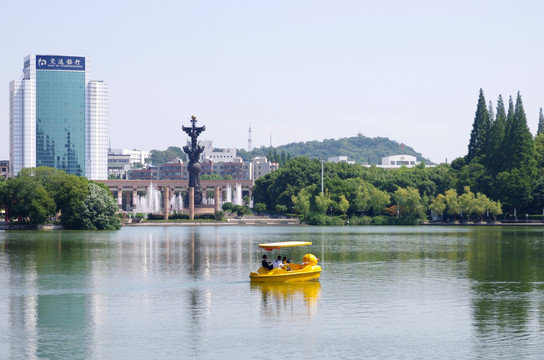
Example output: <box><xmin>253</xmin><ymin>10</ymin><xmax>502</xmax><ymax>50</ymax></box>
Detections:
<box><xmin>495</xmin><ymin>92</ymin><xmax>537</xmax><ymax>211</ymax></box>
<box><xmin>487</xmin><ymin>100</ymin><xmax>495</xmax><ymax>125</ymax></box>
<box><xmin>467</xmin><ymin>89</ymin><xmax>489</xmax><ymax>163</ymax></box>
<box><xmin>538</xmin><ymin>108</ymin><xmax>544</xmax><ymax>135</ymax></box>
<box><xmin>486</xmin><ymin>95</ymin><xmax>507</xmax><ymax>174</ymax></box>
<box><xmin>534</xmin><ymin>131</ymin><xmax>544</xmax><ymax>171</ymax></box>
<box><xmin>500</xmin><ymin>92</ymin><xmax>536</xmax><ymax>175</ymax></box>
<box><xmin>497</xmin><ymin>96</ymin><xmax>516</xmax><ymax>173</ymax></box>
<box><xmin>280</xmin><ymin>150</ymin><xmax>287</xmax><ymax>167</ymax></box>
<box><xmin>481</xmin><ymin>100</ymin><xmax>495</xmax><ymax>171</ymax></box>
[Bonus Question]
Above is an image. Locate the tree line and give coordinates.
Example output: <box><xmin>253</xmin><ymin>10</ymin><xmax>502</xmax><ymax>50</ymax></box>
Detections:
<box><xmin>238</xmin><ymin>136</ymin><xmax>428</xmax><ymax>165</ymax></box>
<box><xmin>0</xmin><ymin>167</ymin><xmax>121</xmax><ymax>229</ymax></box>
<box><xmin>456</xmin><ymin>89</ymin><xmax>542</xmax><ymax>214</ymax></box>
<box><xmin>252</xmin><ymin>89</ymin><xmax>543</xmax><ymax>224</ymax></box>
<box><xmin>148</xmin><ymin>146</ymin><xmax>186</xmax><ymax>165</ymax></box>
<box><xmin>253</xmin><ymin>157</ymin><xmax>500</xmax><ymax>225</ymax></box>
<box><xmin>147</xmin><ymin>130</ymin><xmax>428</xmax><ymax>168</ymax></box>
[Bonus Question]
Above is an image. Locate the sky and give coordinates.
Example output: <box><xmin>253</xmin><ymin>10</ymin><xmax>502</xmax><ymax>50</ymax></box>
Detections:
<box><xmin>1</xmin><ymin>0</ymin><xmax>544</xmax><ymax>164</ymax></box>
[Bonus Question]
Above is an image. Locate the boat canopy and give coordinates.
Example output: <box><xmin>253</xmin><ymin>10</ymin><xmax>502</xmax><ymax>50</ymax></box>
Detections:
<box><xmin>258</xmin><ymin>241</ymin><xmax>312</xmax><ymax>251</ymax></box>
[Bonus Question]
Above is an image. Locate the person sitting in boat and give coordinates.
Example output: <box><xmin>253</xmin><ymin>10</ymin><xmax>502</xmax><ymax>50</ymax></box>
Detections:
<box><xmin>282</xmin><ymin>256</ymin><xmax>291</xmax><ymax>271</ymax></box>
<box><xmin>273</xmin><ymin>256</ymin><xmax>284</xmax><ymax>269</ymax></box>
<box><xmin>262</xmin><ymin>255</ymin><xmax>273</xmax><ymax>270</ymax></box>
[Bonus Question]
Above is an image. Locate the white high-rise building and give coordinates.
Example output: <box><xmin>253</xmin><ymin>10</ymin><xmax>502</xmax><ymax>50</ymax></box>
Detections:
<box><xmin>9</xmin><ymin>54</ymin><xmax>108</xmax><ymax>179</ymax></box>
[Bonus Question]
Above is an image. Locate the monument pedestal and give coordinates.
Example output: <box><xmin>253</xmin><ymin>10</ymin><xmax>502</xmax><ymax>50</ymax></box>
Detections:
<box><xmin>214</xmin><ymin>187</ymin><xmax>221</xmax><ymax>213</ymax></box>
<box><xmin>189</xmin><ymin>187</ymin><xmax>195</xmax><ymax>220</ymax></box>
<box><xmin>163</xmin><ymin>187</ymin><xmax>170</xmax><ymax>220</ymax></box>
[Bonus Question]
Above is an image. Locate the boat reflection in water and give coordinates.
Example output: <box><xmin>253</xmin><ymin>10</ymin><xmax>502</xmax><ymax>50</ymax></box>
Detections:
<box><xmin>250</xmin><ymin>281</ymin><xmax>321</xmax><ymax>319</ymax></box>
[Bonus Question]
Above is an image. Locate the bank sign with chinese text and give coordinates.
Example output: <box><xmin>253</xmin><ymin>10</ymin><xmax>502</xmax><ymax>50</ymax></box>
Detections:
<box><xmin>36</xmin><ymin>55</ymin><xmax>85</xmax><ymax>71</ymax></box>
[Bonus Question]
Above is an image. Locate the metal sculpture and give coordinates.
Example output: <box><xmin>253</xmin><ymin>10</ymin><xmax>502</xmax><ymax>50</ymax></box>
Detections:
<box><xmin>182</xmin><ymin>115</ymin><xmax>206</xmax><ymax>204</ymax></box>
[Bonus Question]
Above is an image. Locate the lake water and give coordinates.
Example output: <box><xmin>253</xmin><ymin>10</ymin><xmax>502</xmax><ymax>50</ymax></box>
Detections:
<box><xmin>1</xmin><ymin>225</ymin><xmax>544</xmax><ymax>359</ymax></box>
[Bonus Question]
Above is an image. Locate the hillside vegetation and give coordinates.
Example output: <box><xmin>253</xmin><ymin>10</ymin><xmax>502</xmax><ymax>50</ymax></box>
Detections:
<box><xmin>238</xmin><ymin>135</ymin><xmax>430</xmax><ymax>165</ymax></box>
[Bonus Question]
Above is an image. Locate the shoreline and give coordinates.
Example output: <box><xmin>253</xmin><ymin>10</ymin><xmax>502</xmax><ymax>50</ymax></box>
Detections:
<box><xmin>0</xmin><ymin>224</ymin><xmax>64</xmax><ymax>230</ymax></box>
<box><xmin>423</xmin><ymin>221</ymin><xmax>544</xmax><ymax>226</ymax></box>
<box><xmin>124</xmin><ymin>217</ymin><xmax>301</xmax><ymax>226</ymax></box>
<box><xmin>2</xmin><ymin>220</ymin><xmax>543</xmax><ymax>230</ymax></box>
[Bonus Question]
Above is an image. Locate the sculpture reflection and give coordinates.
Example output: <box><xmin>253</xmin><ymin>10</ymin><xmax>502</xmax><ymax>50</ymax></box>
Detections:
<box><xmin>251</xmin><ymin>282</ymin><xmax>321</xmax><ymax>320</ymax></box>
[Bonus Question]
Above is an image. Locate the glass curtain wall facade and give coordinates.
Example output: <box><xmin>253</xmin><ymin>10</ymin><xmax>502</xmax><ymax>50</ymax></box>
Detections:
<box><xmin>9</xmin><ymin>55</ymin><xmax>108</xmax><ymax>179</ymax></box>
<box><xmin>36</xmin><ymin>70</ymin><xmax>86</xmax><ymax>175</ymax></box>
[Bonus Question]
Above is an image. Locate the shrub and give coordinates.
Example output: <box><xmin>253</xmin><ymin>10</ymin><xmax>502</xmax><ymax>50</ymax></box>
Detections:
<box><xmin>222</xmin><ymin>202</ymin><xmax>234</xmax><ymax>211</ymax></box>
<box><xmin>215</xmin><ymin>210</ymin><xmax>225</xmax><ymax>220</ymax></box>
<box><xmin>305</xmin><ymin>214</ymin><xmax>345</xmax><ymax>225</ymax></box>
<box><xmin>169</xmin><ymin>212</ymin><xmax>189</xmax><ymax>220</ymax></box>
<box><xmin>275</xmin><ymin>204</ymin><xmax>288</xmax><ymax>214</ymax></box>
<box><xmin>348</xmin><ymin>216</ymin><xmax>372</xmax><ymax>225</ymax></box>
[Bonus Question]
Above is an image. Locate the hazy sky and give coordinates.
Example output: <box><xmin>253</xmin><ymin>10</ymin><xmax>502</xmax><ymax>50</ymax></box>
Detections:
<box><xmin>1</xmin><ymin>0</ymin><xmax>543</xmax><ymax>164</ymax></box>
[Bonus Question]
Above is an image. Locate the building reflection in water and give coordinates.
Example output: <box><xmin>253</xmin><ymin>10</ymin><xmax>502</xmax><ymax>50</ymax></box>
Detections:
<box><xmin>8</xmin><ymin>252</ymin><xmax>39</xmax><ymax>358</ymax></box>
<box><xmin>251</xmin><ymin>281</ymin><xmax>321</xmax><ymax>320</ymax></box>
<box><xmin>5</xmin><ymin>236</ymin><xmax>92</xmax><ymax>359</ymax></box>
<box><xmin>0</xmin><ymin>227</ymin><xmax>275</xmax><ymax>357</ymax></box>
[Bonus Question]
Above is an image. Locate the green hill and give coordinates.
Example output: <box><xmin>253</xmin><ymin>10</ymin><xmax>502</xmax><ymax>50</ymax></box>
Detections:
<box><xmin>238</xmin><ymin>135</ymin><xmax>431</xmax><ymax>165</ymax></box>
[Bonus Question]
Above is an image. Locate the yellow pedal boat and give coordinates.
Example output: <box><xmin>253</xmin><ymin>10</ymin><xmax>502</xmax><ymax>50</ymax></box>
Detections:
<box><xmin>249</xmin><ymin>241</ymin><xmax>321</xmax><ymax>283</ymax></box>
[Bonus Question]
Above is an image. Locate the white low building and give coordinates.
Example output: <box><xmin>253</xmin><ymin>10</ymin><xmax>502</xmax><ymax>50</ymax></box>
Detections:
<box><xmin>381</xmin><ymin>154</ymin><xmax>418</xmax><ymax>167</ymax></box>
<box><xmin>328</xmin><ymin>156</ymin><xmax>355</xmax><ymax>164</ymax></box>
<box><xmin>109</xmin><ymin>148</ymin><xmax>150</xmax><ymax>166</ymax></box>
<box><xmin>362</xmin><ymin>154</ymin><xmax>432</xmax><ymax>169</ymax></box>
<box><xmin>200</xmin><ymin>140</ymin><xmax>237</xmax><ymax>163</ymax></box>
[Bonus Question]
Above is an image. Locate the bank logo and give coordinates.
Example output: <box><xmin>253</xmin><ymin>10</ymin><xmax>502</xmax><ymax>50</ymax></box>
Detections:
<box><xmin>36</xmin><ymin>55</ymin><xmax>85</xmax><ymax>71</ymax></box>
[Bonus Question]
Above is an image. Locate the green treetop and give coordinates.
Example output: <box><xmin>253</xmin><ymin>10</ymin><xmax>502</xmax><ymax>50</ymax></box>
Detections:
<box><xmin>467</xmin><ymin>89</ymin><xmax>489</xmax><ymax>163</ymax></box>
<box><xmin>501</xmin><ymin>92</ymin><xmax>537</xmax><ymax>174</ymax></box>
<box><xmin>538</xmin><ymin>108</ymin><xmax>544</xmax><ymax>135</ymax></box>
<box><xmin>486</xmin><ymin>95</ymin><xmax>507</xmax><ymax>175</ymax></box>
